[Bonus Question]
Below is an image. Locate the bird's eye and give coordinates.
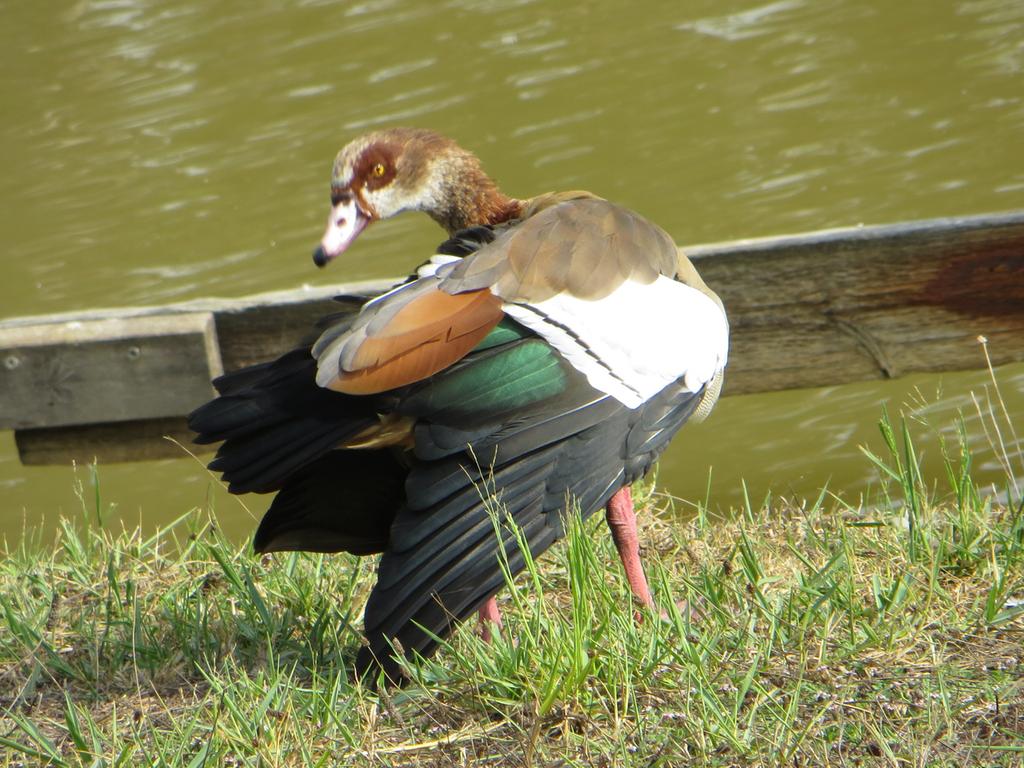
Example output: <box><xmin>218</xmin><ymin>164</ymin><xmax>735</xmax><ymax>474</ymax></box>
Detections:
<box><xmin>372</xmin><ymin>163</ymin><xmax>387</xmax><ymax>178</ymax></box>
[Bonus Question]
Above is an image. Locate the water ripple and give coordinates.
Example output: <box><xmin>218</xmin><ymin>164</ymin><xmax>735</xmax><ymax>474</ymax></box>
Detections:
<box><xmin>676</xmin><ymin>0</ymin><xmax>806</xmax><ymax>42</ymax></box>
<box><xmin>368</xmin><ymin>58</ymin><xmax>437</xmax><ymax>84</ymax></box>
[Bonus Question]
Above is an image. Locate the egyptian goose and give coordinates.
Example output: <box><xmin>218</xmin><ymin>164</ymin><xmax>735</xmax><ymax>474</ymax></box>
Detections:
<box><xmin>188</xmin><ymin>127</ymin><xmax>728</xmax><ymax>682</ymax></box>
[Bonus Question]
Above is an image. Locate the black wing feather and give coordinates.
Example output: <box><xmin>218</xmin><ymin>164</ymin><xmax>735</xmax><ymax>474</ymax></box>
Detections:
<box><xmin>188</xmin><ymin>348</ymin><xmax>382</xmax><ymax>494</ymax></box>
<box><xmin>356</xmin><ymin>382</ymin><xmax>704</xmax><ymax>681</ymax></box>
<box><xmin>253</xmin><ymin>450</ymin><xmax>407</xmax><ymax>556</ymax></box>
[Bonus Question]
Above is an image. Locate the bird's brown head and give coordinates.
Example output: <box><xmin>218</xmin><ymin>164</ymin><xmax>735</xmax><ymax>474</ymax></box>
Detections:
<box><xmin>313</xmin><ymin>127</ymin><xmax>519</xmax><ymax>267</ymax></box>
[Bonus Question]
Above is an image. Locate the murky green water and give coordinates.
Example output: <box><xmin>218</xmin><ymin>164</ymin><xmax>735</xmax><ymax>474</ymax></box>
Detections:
<box><xmin>2</xmin><ymin>0</ymin><xmax>1022</xmax><ymax>543</ymax></box>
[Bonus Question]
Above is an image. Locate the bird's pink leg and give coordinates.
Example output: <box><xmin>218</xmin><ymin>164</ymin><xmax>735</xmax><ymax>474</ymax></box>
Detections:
<box><xmin>605</xmin><ymin>485</ymin><xmax>655</xmax><ymax>608</ymax></box>
<box><xmin>477</xmin><ymin>595</ymin><xmax>502</xmax><ymax>643</ymax></box>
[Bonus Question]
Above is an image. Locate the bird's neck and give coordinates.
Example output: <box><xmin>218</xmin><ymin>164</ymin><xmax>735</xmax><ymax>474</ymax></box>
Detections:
<box><xmin>424</xmin><ymin>153</ymin><xmax>524</xmax><ymax>234</ymax></box>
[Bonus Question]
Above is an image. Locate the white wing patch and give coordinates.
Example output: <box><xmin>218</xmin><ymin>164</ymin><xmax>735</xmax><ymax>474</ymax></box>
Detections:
<box><xmin>416</xmin><ymin>254</ymin><xmax>462</xmax><ymax>278</ymax></box>
<box><xmin>502</xmin><ymin>277</ymin><xmax>729</xmax><ymax>409</ymax></box>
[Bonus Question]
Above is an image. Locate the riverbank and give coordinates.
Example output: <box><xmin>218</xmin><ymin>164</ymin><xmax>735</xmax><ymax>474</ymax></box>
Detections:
<box><xmin>2</xmin><ymin>411</ymin><xmax>1022</xmax><ymax>766</ymax></box>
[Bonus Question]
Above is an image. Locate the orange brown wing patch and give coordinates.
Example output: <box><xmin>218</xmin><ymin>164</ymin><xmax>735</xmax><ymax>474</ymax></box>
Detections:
<box><xmin>324</xmin><ymin>287</ymin><xmax>503</xmax><ymax>395</ymax></box>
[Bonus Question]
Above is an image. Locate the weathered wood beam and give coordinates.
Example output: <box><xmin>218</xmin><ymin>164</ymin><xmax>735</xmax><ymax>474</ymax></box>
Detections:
<box><xmin>692</xmin><ymin>208</ymin><xmax>1024</xmax><ymax>397</ymax></box>
<box><xmin>2</xmin><ymin>283</ymin><xmax>392</xmax><ymax>464</ymax></box>
<box><xmin>0</xmin><ymin>313</ymin><xmax>222</xmax><ymax>430</ymax></box>
<box><xmin>690</xmin><ymin>210</ymin><xmax>1024</xmax><ymax>396</ymax></box>
<box><xmin>14</xmin><ymin>417</ymin><xmax>195</xmax><ymax>466</ymax></box>
<box><xmin>2</xmin><ymin>211</ymin><xmax>1022</xmax><ymax>465</ymax></box>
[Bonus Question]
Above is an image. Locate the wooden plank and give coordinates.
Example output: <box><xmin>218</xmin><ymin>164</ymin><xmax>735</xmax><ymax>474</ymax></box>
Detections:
<box><xmin>687</xmin><ymin>210</ymin><xmax>1024</xmax><ymax>396</ymax></box>
<box><xmin>15</xmin><ymin>418</ymin><xmax>195</xmax><ymax>466</ymax></box>
<box><xmin>1</xmin><ymin>210</ymin><xmax>1021</xmax><ymax>464</ymax></box>
<box><xmin>0</xmin><ymin>313</ymin><xmax>223</xmax><ymax>430</ymax></box>
<box><xmin>0</xmin><ymin>280</ymin><xmax>392</xmax><ymax>375</ymax></box>
<box><xmin>0</xmin><ymin>280</ymin><xmax>391</xmax><ymax>331</ymax></box>
<box><xmin>213</xmin><ymin>295</ymin><xmax>357</xmax><ymax>371</ymax></box>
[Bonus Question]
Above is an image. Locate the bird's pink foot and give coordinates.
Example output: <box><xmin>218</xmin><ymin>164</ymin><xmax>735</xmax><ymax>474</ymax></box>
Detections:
<box><xmin>606</xmin><ymin>486</ymin><xmax>703</xmax><ymax>625</ymax></box>
<box><xmin>605</xmin><ymin>486</ymin><xmax>655</xmax><ymax>609</ymax></box>
<box><xmin>477</xmin><ymin>595</ymin><xmax>502</xmax><ymax>643</ymax></box>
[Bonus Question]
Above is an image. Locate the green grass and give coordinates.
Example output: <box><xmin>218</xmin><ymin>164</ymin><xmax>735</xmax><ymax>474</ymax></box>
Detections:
<box><xmin>2</xmin><ymin>387</ymin><xmax>1022</xmax><ymax>765</ymax></box>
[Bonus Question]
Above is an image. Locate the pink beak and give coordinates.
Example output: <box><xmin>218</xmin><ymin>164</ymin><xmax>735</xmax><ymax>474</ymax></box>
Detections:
<box><xmin>313</xmin><ymin>196</ymin><xmax>370</xmax><ymax>267</ymax></box>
